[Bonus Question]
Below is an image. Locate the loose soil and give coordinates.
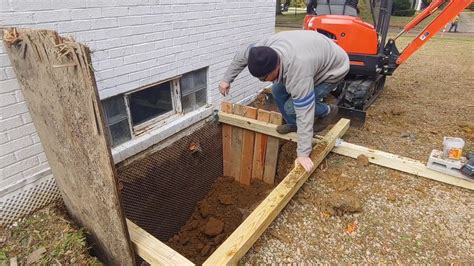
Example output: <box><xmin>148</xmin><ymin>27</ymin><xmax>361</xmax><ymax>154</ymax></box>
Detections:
<box><xmin>166</xmin><ymin>176</ymin><xmax>272</xmax><ymax>264</ymax></box>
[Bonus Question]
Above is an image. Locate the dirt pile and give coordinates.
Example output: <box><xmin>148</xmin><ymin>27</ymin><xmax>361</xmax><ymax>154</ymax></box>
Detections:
<box><xmin>166</xmin><ymin>176</ymin><xmax>273</xmax><ymax>264</ymax></box>
<box><xmin>321</xmin><ymin>192</ymin><xmax>363</xmax><ymax>216</ymax></box>
<box><xmin>317</xmin><ymin>168</ymin><xmax>363</xmax><ymax>216</ymax></box>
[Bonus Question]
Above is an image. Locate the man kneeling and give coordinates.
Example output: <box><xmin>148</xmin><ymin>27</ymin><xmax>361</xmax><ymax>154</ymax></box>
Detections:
<box><xmin>219</xmin><ymin>30</ymin><xmax>349</xmax><ymax>172</ymax></box>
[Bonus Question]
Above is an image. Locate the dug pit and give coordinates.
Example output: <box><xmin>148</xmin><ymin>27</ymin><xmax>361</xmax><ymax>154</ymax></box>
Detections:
<box><xmin>166</xmin><ymin>176</ymin><xmax>272</xmax><ymax>264</ymax></box>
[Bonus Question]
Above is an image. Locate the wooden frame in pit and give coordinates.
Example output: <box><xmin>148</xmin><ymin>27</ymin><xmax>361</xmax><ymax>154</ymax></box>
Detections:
<box><xmin>127</xmin><ymin>118</ymin><xmax>350</xmax><ymax>265</ymax></box>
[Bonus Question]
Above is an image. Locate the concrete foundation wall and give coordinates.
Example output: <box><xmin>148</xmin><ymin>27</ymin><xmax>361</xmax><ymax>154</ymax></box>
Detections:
<box><xmin>0</xmin><ymin>0</ymin><xmax>275</xmax><ymax>224</ymax></box>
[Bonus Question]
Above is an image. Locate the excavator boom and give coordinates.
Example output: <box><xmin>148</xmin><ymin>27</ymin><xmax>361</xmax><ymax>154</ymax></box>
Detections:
<box><xmin>395</xmin><ymin>0</ymin><xmax>472</xmax><ymax>65</ymax></box>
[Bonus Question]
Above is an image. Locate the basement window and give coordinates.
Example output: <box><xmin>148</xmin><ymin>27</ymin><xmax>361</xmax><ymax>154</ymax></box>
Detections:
<box><xmin>128</xmin><ymin>81</ymin><xmax>176</xmax><ymax>126</ymax></box>
<box><xmin>102</xmin><ymin>95</ymin><xmax>132</xmax><ymax>147</ymax></box>
<box><xmin>180</xmin><ymin>68</ymin><xmax>207</xmax><ymax>113</ymax></box>
<box><xmin>102</xmin><ymin>68</ymin><xmax>208</xmax><ymax>147</ymax></box>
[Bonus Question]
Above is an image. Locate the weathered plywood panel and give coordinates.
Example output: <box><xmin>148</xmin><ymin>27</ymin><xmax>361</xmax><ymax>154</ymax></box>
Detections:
<box><xmin>3</xmin><ymin>29</ymin><xmax>134</xmax><ymax>264</ymax></box>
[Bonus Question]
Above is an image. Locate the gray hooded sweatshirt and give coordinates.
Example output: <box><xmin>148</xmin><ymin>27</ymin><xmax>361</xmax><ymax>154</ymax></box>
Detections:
<box><xmin>222</xmin><ymin>30</ymin><xmax>349</xmax><ymax>157</ymax></box>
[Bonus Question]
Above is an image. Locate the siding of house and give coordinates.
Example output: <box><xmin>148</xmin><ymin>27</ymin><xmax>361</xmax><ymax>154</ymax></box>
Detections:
<box><xmin>0</xmin><ymin>0</ymin><xmax>275</xmax><ymax>224</ymax></box>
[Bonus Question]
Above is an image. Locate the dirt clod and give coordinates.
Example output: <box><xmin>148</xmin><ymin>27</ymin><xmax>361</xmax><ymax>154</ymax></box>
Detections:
<box><xmin>200</xmin><ymin>243</ymin><xmax>211</xmax><ymax>257</ymax></box>
<box><xmin>218</xmin><ymin>194</ymin><xmax>234</xmax><ymax>205</ymax></box>
<box><xmin>200</xmin><ymin>201</ymin><xmax>211</xmax><ymax>218</ymax></box>
<box><xmin>390</xmin><ymin>107</ymin><xmax>404</xmax><ymax>116</ymax></box>
<box><xmin>321</xmin><ymin>192</ymin><xmax>362</xmax><ymax>216</ymax></box>
<box><xmin>204</xmin><ymin>217</ymin><xmax>224</xmax><ymax>236</ymax></box>
<box><xmin>387</xmin><ymin>192</ymin><xmax>397</xmax><ymax>202</ymax></box>
<box><xmin>356</xmin><ymin>154</ymin><xmax>370</xmax><ymax>167</ymax></box>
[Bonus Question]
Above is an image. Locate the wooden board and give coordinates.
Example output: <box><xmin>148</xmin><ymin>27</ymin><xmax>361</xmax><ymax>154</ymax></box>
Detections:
<box><xmin>203</xmin><ymin>119</ymin><xmax>350</xmax><ymax>265</ymax></box>
<box><xmin>126</xmin><ymin>219</ymin><xmax>194</xmax><ymax>266</ymax></box>
<box><xmin>218</xmin><ymin>112</ymin><xmax>473</xmax><ymax>190</ymax></box>
<box><xmin>263</xmin><ymin>112</ymin><xmax>282</xmax><ymax>184</ymax></box>
<box><xmin>218</xmin><ymin>111</ymin><xmax>305</xmax><ymax>143</ymax></box>
<box><xmin>332</xmin><ymin>141</ymin><xmax>474</xmax><ymax>191</ymax></box>
<box><xmin>239</xmin><ymin>106</ymin><xmax>257</xmax><ymax>185</ymax></box>
<box><xmin>3</xmin><ymin>29</ymin><xmax>135</xmax><ymax>264</ymax></box>
<box><xmin>252</xmin><ymin>109</ymin><xmax>271</xmax><ymax>180</ymax></box>
<box><xmin>230</xmin><ymin>105</ymin><xmax>245</xmax><ymax>182</ymax></box>
<box><xmin>221</xmin><ymin>102</ymin><xmax>233</xmax><ymax>177</ymax></box>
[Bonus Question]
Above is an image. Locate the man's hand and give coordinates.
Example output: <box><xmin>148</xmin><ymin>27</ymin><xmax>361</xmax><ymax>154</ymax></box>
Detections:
<box><xmin>295</xmin><ymin>156</ymin><xmax>314</xmax><ymax>173</ymax></box>
<box><xmin>219</xmin><ymin>80</ymin><xmax>230</xmax><ymax>96</ymax></box>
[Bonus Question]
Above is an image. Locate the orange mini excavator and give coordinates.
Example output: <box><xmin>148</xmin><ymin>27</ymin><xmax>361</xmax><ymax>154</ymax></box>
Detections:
<box><xmin>303</xmin><ymin>0</ymin><xmax>472</xmax><ymax>126</ymax></box>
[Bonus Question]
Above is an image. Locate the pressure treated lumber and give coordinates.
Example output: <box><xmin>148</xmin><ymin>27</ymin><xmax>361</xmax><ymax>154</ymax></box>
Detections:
<box><xmin>126</xmin><ymin>219</ymin><xmax>194</xmax><ymax>266</ymax></box>
<box><xmin>332</xmin><ymin>141</ymin><xmax>474</xmax><ymax>191</ymax></box>
<box><xmin>3</xmin><ymin>28</ymin><xmax>134</xmax><ymax>264</ymax></box>
<box><xmin>218</xmin><ymin>111</ymin><xmax>472</xmax><ymax>190</ymax></box>
<box><xmin>219</xmin><ymin>111</ymin><xmax>321</xmax><ymax>144</ymax></box>
<box><xmin>219</xmin><ymin>111</ymin><xmax>300</xmax><ymax>142</ymax></box>
<box><xmin>203</xmin><ymin>119</ymin><xmax>350</xmax><ymax>266</ymax></box>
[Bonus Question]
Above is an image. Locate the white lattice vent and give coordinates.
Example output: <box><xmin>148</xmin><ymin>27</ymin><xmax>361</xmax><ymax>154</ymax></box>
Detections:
<box><xmin>0</xmin><ymin>174</ymin><xmax>61</xmax><ymax>226</ymax></box>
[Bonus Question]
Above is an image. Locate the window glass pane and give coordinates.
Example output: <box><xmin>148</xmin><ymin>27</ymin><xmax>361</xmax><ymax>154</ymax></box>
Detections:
<box><xmin>102</xmin><ymin>95</ymin><xmax>127</xmax><ymax>125</ymax></box>
<box><xmin>108</xmin><ymin>119</ymin><xmax>131</xmax><ymax>147</ymax></box>
<box><xmin>195</xmin><ymin>88</ymin><xmax>207</xmax><ymax>108</ymax></box>
<box><xmin>180</xmin><ymin>67</ymin><xmax>207</xmax><ymax>96</ymax></box>
<box><xmin>130</xmin><ymin>82</ymin><xmax>173</xmax><ymax>125</ymax></box>
<box><xmin>193</xmin><ymin>69</ymin><xmax>207</xmax><ymax>89</ymax></box>
<box><xmin>181</xmin><ymin>93</ymin><xmax>196</xmax><ymax>113</ymax></box>
<box><xmin>180</xmin><ymin>73</ymin><xmax>194</xmax><ymax>96</ymax></box>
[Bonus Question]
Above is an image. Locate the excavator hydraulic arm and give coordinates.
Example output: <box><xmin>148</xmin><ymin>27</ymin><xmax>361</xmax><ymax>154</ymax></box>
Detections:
<box><xmin>394</xmin><ymin>0</ymin><xmax>472</xmax><ymax>65</ymax></box>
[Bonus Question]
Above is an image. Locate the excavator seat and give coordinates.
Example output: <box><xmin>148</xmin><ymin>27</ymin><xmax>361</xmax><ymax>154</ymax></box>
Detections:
<box><xmin>314</xmin><ymin>0</ymin><xmax>358</xmax><ymax>16</ymax></box>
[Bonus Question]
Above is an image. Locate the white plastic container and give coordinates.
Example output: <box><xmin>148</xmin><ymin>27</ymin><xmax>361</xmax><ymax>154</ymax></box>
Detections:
<box><xmin>442</xmin><ymin>137</ymin><xmax>465</xmax><ymax>160</ymax></box>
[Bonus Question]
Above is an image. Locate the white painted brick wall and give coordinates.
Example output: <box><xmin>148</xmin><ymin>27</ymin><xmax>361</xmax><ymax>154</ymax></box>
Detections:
<box><xmin>0</xmin><ymin>0</ymin><xmax>274</xmax><ymax>190</ymax></box>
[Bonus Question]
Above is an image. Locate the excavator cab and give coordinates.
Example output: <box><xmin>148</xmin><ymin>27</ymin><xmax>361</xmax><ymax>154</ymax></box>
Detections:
<box><xmin>302</xmin><ymin>0</ymin><xmax>393</xmax><ymax>126</ymax></box>
<box><xmin>302</xmin><ymin>0</ymin><xmax>471</xmax><ymax>126</ymax></box>
<box><xmin>304</xmin><ymin>0</ymin><xmax>392</xmax><ymax>77</ymax></box>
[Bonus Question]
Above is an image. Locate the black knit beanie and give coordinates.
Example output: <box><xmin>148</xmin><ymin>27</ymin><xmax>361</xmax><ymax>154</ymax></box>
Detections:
<box><xmin>248</xmin><ymin>46</ymin><xmax>278</xmax><ymax>78</ymax></box>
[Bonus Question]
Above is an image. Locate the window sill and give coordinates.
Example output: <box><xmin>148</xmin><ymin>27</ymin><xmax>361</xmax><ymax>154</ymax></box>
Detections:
<box><xmin>111</xmin><ymin>106</ymin><xmax>214</xmax><ymax>164</ymax></box>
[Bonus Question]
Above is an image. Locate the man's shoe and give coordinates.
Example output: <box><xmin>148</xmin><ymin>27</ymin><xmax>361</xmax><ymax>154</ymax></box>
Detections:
<box><xmin>314</xmin><ymin>104</ymin><xmax>339</xmax><ymax>132</ymax></box>
<box><xmin>276</xmin><ymin>124</ymin><xmax>297</xmax><ymax>134</ymax></box>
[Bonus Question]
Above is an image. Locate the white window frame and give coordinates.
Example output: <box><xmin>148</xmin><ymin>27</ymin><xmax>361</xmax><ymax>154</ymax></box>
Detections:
<box><xmin>125</xmin><ymin>77</ymin><xmax>182</xmax><ymax>136</ymax></box>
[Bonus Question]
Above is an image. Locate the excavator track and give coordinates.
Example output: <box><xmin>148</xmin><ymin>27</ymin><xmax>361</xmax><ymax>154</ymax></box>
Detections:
<box><xmin>332</xmin><ymin>75</ymin><xmax>386</xmax><ymax>127</ymax></box>
<box><xmin>342</xmin><ymin>75</ymin><xmax>386</xmax><ymax>111</ymax></box>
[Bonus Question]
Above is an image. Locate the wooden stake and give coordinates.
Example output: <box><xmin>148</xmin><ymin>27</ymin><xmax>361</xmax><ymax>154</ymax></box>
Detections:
<box><xmin>252</xmin><ymin>109</ymin><xmax>271</xmax><ymax>180</ymax></box>
<box><xmin>238</xmin><ymin>106</ymin><xmax>258</xmax><ymax>185</ymax></box>
<box><xmin>221</xmin><ymin>102</ymin><xmax>233</xmax><ymax>177</ymax></box>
